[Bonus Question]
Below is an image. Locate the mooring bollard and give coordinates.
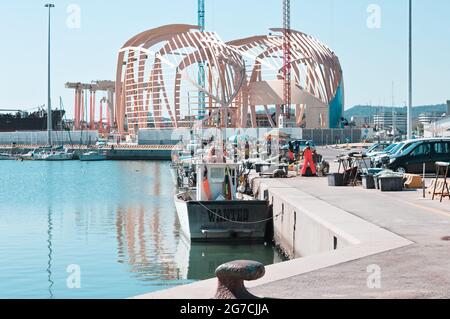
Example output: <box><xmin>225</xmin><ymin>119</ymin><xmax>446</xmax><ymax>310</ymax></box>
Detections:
<box><xmin>214</xmin><ymin>260</ymin><xmax>265</xmax><ymax>299</ymax></box>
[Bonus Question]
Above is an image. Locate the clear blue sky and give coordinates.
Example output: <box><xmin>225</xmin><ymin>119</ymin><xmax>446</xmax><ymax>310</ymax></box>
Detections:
<box><xmin>0</xmin><ymin>0</ymin><xmax>449</xmax><ymax>118</ymax></box>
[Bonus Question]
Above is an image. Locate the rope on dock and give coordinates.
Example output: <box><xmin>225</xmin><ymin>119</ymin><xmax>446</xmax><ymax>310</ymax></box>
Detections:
<box><xmin>196</xmin><ymin>201</ymin><xmax>281</xmax><ymax>225</ymax></box>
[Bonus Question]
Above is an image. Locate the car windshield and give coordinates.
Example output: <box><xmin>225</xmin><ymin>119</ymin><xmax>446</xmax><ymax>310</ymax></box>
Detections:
<box><xmin>383</xmin><ymin>144</ymin><xmax>397</xmax><ymax>152</ymax></box>
<box><xmin>368</xmin><ymin>143</ymin><xmax>388</xmax><ymax>153</ymax></box>
<box><xmin>388</xmin><ymin>143</ymin><xmax>404</xmax><ymax>154</ymax></box>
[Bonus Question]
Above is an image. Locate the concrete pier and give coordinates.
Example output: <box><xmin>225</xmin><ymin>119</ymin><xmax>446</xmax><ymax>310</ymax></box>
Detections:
<box><xmin>134</xmin><ymin>146</ymin><xmax>450</xmax><ymax>299</ymax></box>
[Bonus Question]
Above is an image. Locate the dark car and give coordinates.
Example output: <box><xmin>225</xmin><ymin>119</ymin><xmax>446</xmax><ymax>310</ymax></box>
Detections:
<box><xmin>387</xmin><ymin>138</ymin><xmax>450</xmax><ymax>174</ymax></box>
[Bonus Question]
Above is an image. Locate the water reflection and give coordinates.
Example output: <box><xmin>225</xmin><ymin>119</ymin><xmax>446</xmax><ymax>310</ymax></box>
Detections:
<box><xmin>46</xmin><ymin>207</ymin><xmax>54</xmax><ymax>299</ymax></box>
<box><xmin>0</xmin><ymin>161</ymin><xmax>284</xmax><ymax>298</ymax></box>
<box><xmin>115</xmin><ymin>205</ymin><xmax>181</xmax><ymax>282</ymax></box>
<box><xmin>113</xmin><ymin>203</ymin><xmax>285</xmax><ymax>283</ymax></box>
<box><xmin>175</xmin><ymin>236</ymin><xmax>287</xmax><ymax>281</ymax></box>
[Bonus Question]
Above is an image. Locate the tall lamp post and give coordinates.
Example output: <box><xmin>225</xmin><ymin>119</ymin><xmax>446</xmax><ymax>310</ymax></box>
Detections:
<box><xmin>45</xmin><ymin>3</ymin><xmax>55</xmax><ymax>146</ymax></box>
<box><xmin>407</xmin><ymin>0</ymin><xmax>413</xmax><ymax>139</ymax></box>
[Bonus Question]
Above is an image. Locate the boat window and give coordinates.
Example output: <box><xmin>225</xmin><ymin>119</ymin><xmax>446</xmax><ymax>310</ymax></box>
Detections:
<box><xmin>210</xmin><ymin>167</ymin><xmax>224</xmax><ymax>180</ymax></box>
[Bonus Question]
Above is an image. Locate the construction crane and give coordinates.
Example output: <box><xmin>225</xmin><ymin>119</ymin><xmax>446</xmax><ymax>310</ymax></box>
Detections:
<box><xmin>282</xmin><ymin>0</ymin><xmax>292</xmax><ymax>121</ymax></box>
<box><xmin>198</xmin><ymin>0</ymin><xmax>206</xmax><ymax>120</ymax></box>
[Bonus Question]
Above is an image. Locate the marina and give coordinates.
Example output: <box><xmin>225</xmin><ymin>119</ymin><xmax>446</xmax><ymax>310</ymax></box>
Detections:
<box><xmin>0</xmin><ymin>0</ymin><xmax>449</xmax><ymax>306</ymax></box>
<box><xmin>137</xmin><ymin>145</ymin><xmax>450</xmax><ymax>299</ymax></box>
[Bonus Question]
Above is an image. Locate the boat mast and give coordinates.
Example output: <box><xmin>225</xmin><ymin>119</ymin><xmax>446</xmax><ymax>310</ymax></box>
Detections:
<box><xmin>45</xmin><ymin>3</ymin><xmax>55</xmax><ymax>146</ymax></box>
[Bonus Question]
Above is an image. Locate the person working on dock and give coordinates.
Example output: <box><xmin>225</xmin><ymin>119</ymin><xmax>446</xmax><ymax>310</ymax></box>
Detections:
<box><xmin>301</xmin><ymin>142</ymin><xmax>317</xmax><ymax>176</ymax></box>
<box><xmin>288</xmin><ymin>149</ymin><xmax>295</xmax><ymax>164</ymax></box>
<box><xmin>294</xmin><ymin>141</ymin><xmax>300</xmax><ymax>159</ymax></box>
<box><xmin>267</xmin><ymin>134</ymin><xmax>272</xmax><ymax>156</ymax></box>
<box><xmin>206</xmin><ymin>144</ymin><xmax>225</xmax><ymax>163</ymax></box>
<box><xmin>287</xmin><ymin>141</ymin><xmax>295</xmax><ymax>164</ymax></box>
<box><xmin>206</xmin><ymin>146</ymin><xmax>216</xmax><ymax>163</ymax></box>
<box><xmin>244</xmin><ymin>141</ymin><xmax>250</xmax><ymax>160</ymax></box>
<box><xmin>256</xmin><ymin>140</ymin><xmax>260</xmax><ymax>158</ymax></box>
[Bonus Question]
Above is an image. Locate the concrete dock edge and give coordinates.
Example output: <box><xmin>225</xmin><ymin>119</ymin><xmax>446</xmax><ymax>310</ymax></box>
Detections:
<box><xmin>133</xmin><ymin>179</ymin><xmax>413</xmax><ymax>299</ymax></box>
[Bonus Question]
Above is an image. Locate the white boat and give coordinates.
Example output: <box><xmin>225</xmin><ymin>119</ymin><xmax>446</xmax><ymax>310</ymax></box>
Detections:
<box><xmin>170</xmin><ymin>163</ymin><xmax>180</xmax><ymax>186</ymax></box>
<box><xmin>174</xmin><ymin>162</ymin><xmax>271</xmax><ymax>242</ymax></box>
<box><xmin>79</xmin><ymin>150</ymin><xmax>107</xmax><ymax>161</ymax></box>
<box><xmin>42</xmin><ymin>149</ymin><xmax>74</xmax><ymax>161</ymax></box>
<box><xmin>20</xmin><ymin>148</ymin><xmax>49</xmax><ymax>161</ymax></box>
<box><xmin>0</xmin><ymin>153</ymin><xmax>13</xmax><ymax>160</ymax></box>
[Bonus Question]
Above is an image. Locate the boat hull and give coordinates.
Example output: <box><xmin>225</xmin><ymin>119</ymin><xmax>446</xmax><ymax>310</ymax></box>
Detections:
<box><xmin>0</xmin><ymin>110</ymin><xmax>65</xmax><ymax>132</ymax></box>
<box><xmin>79</xmin><ymin>154</ymin><xmax>107</xmax><ymax>161</ymax></box>
<box><xmin>175</xmin><ymin>195</ymin><xmax>271</xmax><ymax>242</ymax></box>
<box><xmin>43</xmin><ymin>154</ymin><xmax>74</xmax><ymax>161</ymax></box>
<box><xmin>170</xmin><ymin>164</ymin><xmax>179</xmax><ymax>187</ymax></box>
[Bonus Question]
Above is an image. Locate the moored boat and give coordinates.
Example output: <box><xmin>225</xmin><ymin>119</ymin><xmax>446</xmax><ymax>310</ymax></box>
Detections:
<box><xmin>0</xmin><ymin>153</ymin><xmax>13</xmax><ymax>160</ymax></box>
<box><xmin>19</xmin><ymin>148</ymin><xmax>50</xmax><ymax>161</ymax></box>
<box><xmin>175</xmin><ymin>162</ymin><xmax>271</xmax><ymax>242</ymax></box>
<box><xmin>42</xmin><ymin>149</ymin><xmax>74</xmax><ymax>161</ymax></box>
<box><xmin>79</xmin><ymin>150</ymin><xmax>107</xmax><ymax>161</ymax></box>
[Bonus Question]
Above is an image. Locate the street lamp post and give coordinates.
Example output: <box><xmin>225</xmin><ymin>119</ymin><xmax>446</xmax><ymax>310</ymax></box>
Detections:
<box><xmin>45</xmin><ymin>3</ymin><xmax>55</xmax><ymax>146</ymax></box>
<box><xmin>407</xmin><ymin>0</ymin><xmax>413</xmax><ymax>139</ymax></box>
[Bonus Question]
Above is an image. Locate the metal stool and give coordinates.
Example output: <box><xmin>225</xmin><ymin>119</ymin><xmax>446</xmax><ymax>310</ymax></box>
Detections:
<box><xmin>351</xmin><ymin>154</ymin><xmax>370</xmax><ymax>186</ymax></box>
<box><xmin>432</xmin><ymin>162</ymin><xmax>450</xmax><ymax>202</ymax></box>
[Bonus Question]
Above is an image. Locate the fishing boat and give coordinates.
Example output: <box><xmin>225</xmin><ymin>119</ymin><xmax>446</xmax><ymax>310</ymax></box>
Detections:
<box><xmin>79</xmin><ymin>150</ymin><xmax>107</xmax><ymax>161</ymax></box>
<box><xmin>174</xmin><ymin>162</ymin><xmax>271</xmax><ymax>242</ymax></box>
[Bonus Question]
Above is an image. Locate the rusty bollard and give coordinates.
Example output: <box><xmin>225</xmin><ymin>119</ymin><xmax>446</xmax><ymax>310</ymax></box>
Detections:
<box><xmin>214</xmin><ymin>260</ymin><xmax>265</xmax><ymax>299</ymax></box>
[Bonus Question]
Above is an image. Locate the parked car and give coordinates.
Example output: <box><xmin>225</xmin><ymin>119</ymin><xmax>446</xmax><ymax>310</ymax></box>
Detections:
<box><xmin>387</xmin><ymin>138</ymin><xmax>450</xmax><ymax>174</ymax></box>
<box><xmin>366</xmin><ymin>143</ymin><xmax>398</xmax><ymax>158</ymax></box>
<box><xmin>363</xmin><ymin>142</ymin><xmax>391</xmax><ymax>157</ymax></box>
<box><xmin>372</xmin><ymin>142</ymin><xmax>409</xmax><ymax>167</ymax></box>
<box><xmin>375</xmin><ymin>138</ymin><xmax>444</xmax><ymax>168</ymax></box>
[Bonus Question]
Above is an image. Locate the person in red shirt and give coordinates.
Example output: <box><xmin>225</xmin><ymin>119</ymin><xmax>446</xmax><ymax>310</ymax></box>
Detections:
<box><xmin>301</xmin><ymin>142</ymin><xmax>317</xmax><ymax>176</ymax></box>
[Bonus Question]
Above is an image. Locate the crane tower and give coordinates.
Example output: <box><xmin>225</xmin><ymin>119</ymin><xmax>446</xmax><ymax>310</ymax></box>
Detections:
<box><xmin>198</xmin><ymin>0</ymin><xmax>206</xmax><ymax>120</ymax></box>
<box><xmin>282</xmin><ymin>0</ymin><xmax>292</xmax><ymax>120</ymax></box>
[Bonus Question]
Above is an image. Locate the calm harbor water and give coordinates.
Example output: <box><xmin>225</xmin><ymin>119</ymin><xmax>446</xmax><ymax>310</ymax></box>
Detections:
<box><xmin>0</xmin><ymin>160</ymin><xmax>283</xmax><ymax>299</ymax></box>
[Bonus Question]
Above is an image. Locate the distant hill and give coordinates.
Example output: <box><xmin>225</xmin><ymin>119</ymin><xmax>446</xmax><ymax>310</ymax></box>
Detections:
<box><xmin>344</xmin><ymin>104</ymin><xmax>447</xmax><ymax>119</ymax></box>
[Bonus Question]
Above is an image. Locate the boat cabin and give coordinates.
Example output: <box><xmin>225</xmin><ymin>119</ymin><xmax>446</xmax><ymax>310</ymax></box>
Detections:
<box><xmin>196</xmin><ymin>163</ymin><xmax>239</xmax><ymax>201</ymax></box>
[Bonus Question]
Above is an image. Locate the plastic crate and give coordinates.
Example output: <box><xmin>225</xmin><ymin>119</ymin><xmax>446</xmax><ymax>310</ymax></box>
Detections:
<box><xmin>362</xmin><ymin>174</ymin><xmax>375</xmax><ymax>189</ymax></box>
<box><xmin>328</xmin><ymin>173</ymin><xmax>344</xmax><ymax>186</ymax></box>
<box><xmin>379</xmin><ymin>176</ymin><xmax>404</xmax><ymax>192</ymax></box>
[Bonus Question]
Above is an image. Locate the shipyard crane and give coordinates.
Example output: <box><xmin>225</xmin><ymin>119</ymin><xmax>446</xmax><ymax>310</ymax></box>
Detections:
<box><xmin>282</xmin><ymin>0</ymin><xmax>292</xmax><ymax>122</ymax></box>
